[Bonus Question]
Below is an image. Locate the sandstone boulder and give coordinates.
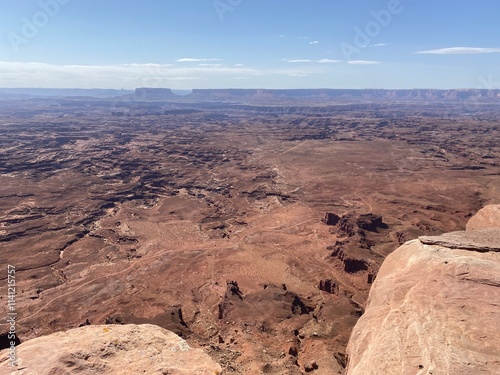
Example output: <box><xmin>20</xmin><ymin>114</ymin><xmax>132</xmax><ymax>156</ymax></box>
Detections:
<box><xmin>346</xmin><ymin>205</ymin><xmax>500</xmax><ymax>375</ymax></box>
<box><xmin>0</xmin><ymin>324</ymin><xmax>222</xmax><ymax>375</ymax></box>
<box><xmin>466</xmin><ymin>204</ymin><xmax>500</xmax><ymax>231</ymax></box>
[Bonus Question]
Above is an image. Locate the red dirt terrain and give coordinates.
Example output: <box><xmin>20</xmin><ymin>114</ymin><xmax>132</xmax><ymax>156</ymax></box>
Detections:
<box><xmin>1</xmin><ymin>90</ymin><xmax>499</xmax><ymax>374</ymax></box>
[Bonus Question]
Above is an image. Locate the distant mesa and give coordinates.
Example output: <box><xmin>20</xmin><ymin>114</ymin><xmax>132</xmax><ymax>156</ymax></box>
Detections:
<box><xmin>130</xmin><ymin>88</ymin><xmax>500</xmax><ymax>103</ymax></box>
<box><xmin>0</xmin><ymin>88</ymin><xmax>133</xmax><ymax>98</ymax></box>
<box><xmin>133</xmin><ymin>87</ymin><xmax>193</xmax><ymax>99</ymax></box>
<box><xmin>2</xmin><ymin>87</ymin><xmax>500</xmax><ymax>103</ymax></box>
<box><xmin>133</xmin><ymin>87</ymin><xmax>178</xmax><ymax>99</ymax></box>
<box><xmin>171</xmin><ymin>89</ymin><xmax>193</xmax><ymax>96</ymax></box>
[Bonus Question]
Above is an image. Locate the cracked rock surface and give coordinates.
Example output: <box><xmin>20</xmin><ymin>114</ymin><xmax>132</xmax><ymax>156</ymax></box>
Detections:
<box><xmin>419</xmin><ymin>228</ymin><xmax>500</xmax><ymax>252</ymax></box>
<box><xmin>346</xmin><ymin>205</ymin><xmax>500</xmax><ymax>375</ymax></box>
<box><xmin>0</xmin><ymin>324</ymin><xmax>222</xmax><ymax>375</ymax></box>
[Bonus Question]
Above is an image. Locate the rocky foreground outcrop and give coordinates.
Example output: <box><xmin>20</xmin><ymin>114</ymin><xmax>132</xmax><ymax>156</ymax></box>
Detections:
<box><xmin>0</xmin><ymin>324</ymin><xmax>222</xmax><ymax>375</ymax></box>
<box><xmin>466</xmin><ymin>204</ymin><xmax>500</xmax><ymax>231</ymax></box>
<box><xmin>346</xmin><ymin>205</ymin><xmax>500</xmax><ymax>374</ymax></box>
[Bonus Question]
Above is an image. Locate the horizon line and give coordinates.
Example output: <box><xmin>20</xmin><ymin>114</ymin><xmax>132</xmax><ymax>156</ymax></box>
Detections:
<box><xmin>1</xmin><ymin>87</ymin><xmax>499</xmax><ymax>91</ymax></box>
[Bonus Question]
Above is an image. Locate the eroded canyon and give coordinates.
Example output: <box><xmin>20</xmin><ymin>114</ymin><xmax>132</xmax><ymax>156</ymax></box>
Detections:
<box><xmin>1</xmin><ymin>90</ymin><xmax>499</xmax><ymax>374</ymax></box>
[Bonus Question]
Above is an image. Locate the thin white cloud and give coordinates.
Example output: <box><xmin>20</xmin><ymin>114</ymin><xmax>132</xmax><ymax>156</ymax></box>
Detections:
<box><xmin>234</xmin><ymin>64</ymin><xmax>244</xmax><ymax>67</ymax></box>
<box><xmin>127</xmin><ymin>63</ymin><xmax>173</xmax><ymax>67</ymax></box>
<box><xmin>309</xmin><ymin>41</ymin><xmax>319</xmax><ymax>45</ymax></box>
<box><xmin>348</xmin><ymin>60</ymin><xmax>381</xmax><ymax>65</ymax></box>
<box><xmin>176</xmin><ymin>58</ymin><xmax>223</xmax><ymax>62</ymax></box>
<box><xmin>0</xmin><ymin>61</ymin><xmax>313</xmax><ymax>89</ymax></box>
<box><xmin>287</xmin><ymin>59</ymin><xmax>343</xmax><ymax>64</ymax></box>
<box><xmin>372</xmin><ymin>43</ymin><xmax>387</xmax><ymax>47</ymax></box>
<box><xmin>198</xmin><ymin>63</ymin><xmax>222</xmax><ymax>67</ymax></box>
<box><xmin>416</xmin><ymin>47</ymin><xmax>500</xmax><ymax>55</ymax></box>
<box><xmin>288</xmin><ymin>73</ymin><xmax>308</xmax><ymax>77</ymax></box>
<box><xmin>318</xmin><ymin>59</ymin><xmax>343</xmax><ymax>63</ymax></box>
<box><xmin>286</xmin><ymin>59</ymin><xmax>313</xmax><ymax>63</ymax></box>
<box><xmin>168</xmin><ymin>77</ymin><xmax>202</xmax><ymax>81</ymax></box>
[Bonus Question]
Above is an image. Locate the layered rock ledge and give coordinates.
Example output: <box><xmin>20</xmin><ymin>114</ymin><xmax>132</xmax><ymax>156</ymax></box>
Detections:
<box><xmin>346</xmin><ymin>205</ymin><xmax>500</xmax><ymax>375</ymax></box>
<box><xmin>0</xmin><ymin>324</ymin><xmax>222</xmax><ymax>375</ymax></box>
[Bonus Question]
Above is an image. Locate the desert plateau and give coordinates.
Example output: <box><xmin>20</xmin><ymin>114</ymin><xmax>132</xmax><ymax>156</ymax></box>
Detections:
<box><xmin>0</xmin><ymin>88</ymin><xmax>499</xmax><ymax>374</ymax></box>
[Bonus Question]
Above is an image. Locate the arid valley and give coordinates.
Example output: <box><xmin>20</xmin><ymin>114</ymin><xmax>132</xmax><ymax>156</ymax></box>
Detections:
<box><xmin>1</xmin><ymin>89</ymin><xmax>499</xmax><ymax>374</ymax></box>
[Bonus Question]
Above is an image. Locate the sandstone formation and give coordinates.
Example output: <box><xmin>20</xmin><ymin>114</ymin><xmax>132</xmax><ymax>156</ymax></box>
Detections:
<box><xmin>419</xmin><ymin>229</ymin><xmax>500</xmax><ymax>251</ymax></box>
<box><xmin>466</xmin><ymin>204</ymin><xmax>500</xmax><ymax>231</ymax></box>
<box><xmin>0</xmin><ymin>324</ymin><xmax>222</xmax><ymax>375</ymax></box>
<box><xmin>322</xmin><ymin>212</ymin><xmax>341</xmax><ymax>226</ymax></box>
<box><xmin>346</xmin><ymin>205</ymin><xmax>500</xmax><ymax>375</ymax></box>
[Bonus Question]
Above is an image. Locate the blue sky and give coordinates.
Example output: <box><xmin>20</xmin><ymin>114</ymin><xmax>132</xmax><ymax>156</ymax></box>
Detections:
<box><xmin>1</xmin><ymin>0</ymin><xmax>499</xmax><ymax>89</ymax></box>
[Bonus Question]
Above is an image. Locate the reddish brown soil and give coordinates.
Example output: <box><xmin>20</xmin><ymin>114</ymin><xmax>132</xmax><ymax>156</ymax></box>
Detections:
<box><xmin>1</xmin><ymin>95</ymin><xmax>499</xmax><ymax>374</ymax></box>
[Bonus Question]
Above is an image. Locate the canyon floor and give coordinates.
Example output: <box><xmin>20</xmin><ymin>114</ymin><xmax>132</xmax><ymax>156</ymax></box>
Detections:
<box><xmin>1</xmin><ymin>93</ymin><xmax>499</xmax><ymax>374</ymax></box>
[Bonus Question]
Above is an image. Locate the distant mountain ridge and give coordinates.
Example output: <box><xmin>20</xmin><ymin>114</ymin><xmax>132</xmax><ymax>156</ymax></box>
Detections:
<box><xmin>0</xmin><ymin>88</ymin><xmax>133</xmax><ymax>98</ymax></box>
<box><xmin>2</xmin><ymin>87</ymin><xmax>500</xmax><ymax>103</ymax></box>
<box><xmin>133</xmin><ymin>88</ymin><xmax>500</xmax><ymax>103</ymax></box>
